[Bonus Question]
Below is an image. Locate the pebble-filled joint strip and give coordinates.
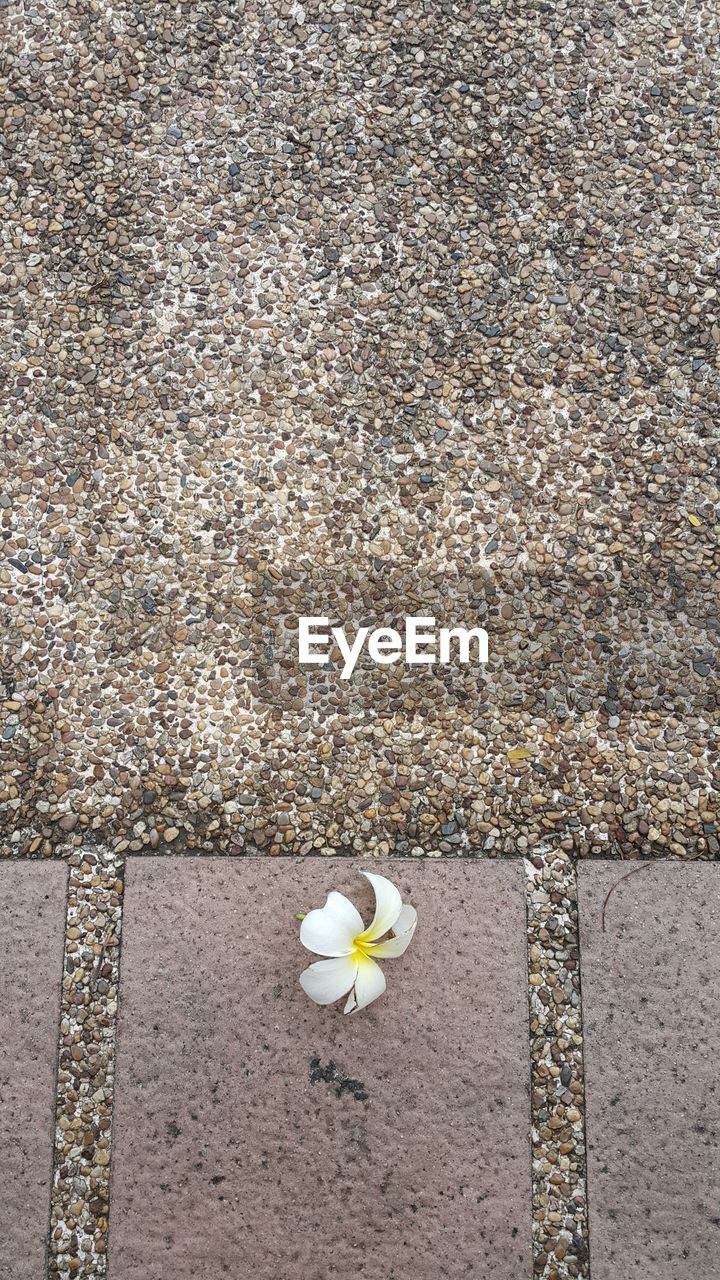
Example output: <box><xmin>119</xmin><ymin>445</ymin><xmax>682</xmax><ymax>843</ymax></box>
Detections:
<box><xmin>526</xmin><ymin>847</ymin><xmax>589</xmax><ymax>1280</ymax></box>
<box><xmin>49</xmin><ymin>847</ymin><xmax>124</xmax><ymax>1279</ymax></box>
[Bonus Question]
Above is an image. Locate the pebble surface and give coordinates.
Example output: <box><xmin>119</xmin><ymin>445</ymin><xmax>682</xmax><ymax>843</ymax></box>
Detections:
<box><xmin>1</xmin><ymin>0</ymin><xmax>718</xmax><ymax>862</ymax></box>
<box><xmin>49</xmin><ymin>848</ymin><xmax>123</xmax><ymax>1279</ymax></box>
<box><xmin>527</xmin><ymin>846</ymin><xmax>588</xmax><ymax>1280</ymax></box>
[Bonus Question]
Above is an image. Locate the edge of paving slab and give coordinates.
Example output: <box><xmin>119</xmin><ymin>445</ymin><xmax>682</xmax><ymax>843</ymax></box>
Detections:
<box><xmin>0</xmin><ymin>861</ymin><xmax>68</xmax><ymax>1280</ymax></box>
<box><xmin>45</xmin><ymin>862</ymin><xmax>71</xmax><ymax>1280</ymax></box>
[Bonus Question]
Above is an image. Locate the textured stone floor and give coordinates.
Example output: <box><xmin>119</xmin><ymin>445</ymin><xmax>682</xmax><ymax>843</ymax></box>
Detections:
<box><xmin>111</xmin><ymin>859</ymin><xmax>531</xmax><ymax>1280</ymax></box>
<box><xmin>579</xmin><ymin>863</ymin><xmax>720</xmax><ymax>1280</ymax></box>
<box><xmin>1</xmin><ymin>855</ymin><xmax>720</xmax><ymax>1279</ymax></box>
<box><xmin>1</xmin><ymin>0</ymin><xmax>718</xmax><ymax>863</ymax></box>
<box><xmin>0</xmin><ymin>863</ymin><xmax>66</xmax><ymax>1280</ymax></box>
<box><xmin>1</xmin><ymin>0</ymin><xmax>719</xmax><ymax>1275</ymax></box>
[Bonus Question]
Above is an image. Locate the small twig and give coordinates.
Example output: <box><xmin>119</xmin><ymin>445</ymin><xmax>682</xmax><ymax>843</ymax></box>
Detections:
<box><xmin>601</xmin><ymin>863</ymin><xmax>658</xmax><ymax>932</ymax></box>
<box><xmin>609</xmin><ymin>830</ymin><xmax>625</xmax><ymax>860</ymax></box>
<box><xmin>90</xmin><ymin>940</ymin><xmax>107</xmax><ymax>991</ymax></box>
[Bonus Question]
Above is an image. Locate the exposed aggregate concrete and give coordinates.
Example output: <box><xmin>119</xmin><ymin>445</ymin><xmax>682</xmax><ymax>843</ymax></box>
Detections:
<box><xmin>49</xmin><ymin>847</ymin><xmax>123</xmax><ymax>1279</ymax></box>
<box><xmin>1</xmin><ymin>0</ymin><xmax>718</xmax><ymax>863</ymax></box>
<box><xmin>1</xmin><ymin>2</ymin><xmax>717</xmax><ymax>860</ymax></box>
<box><xmin>1</xmin><ymin>6</ymin><xmax>719</xmax><ymax>1272</ymax></box>
<box><xmin>527</xmin><ymin>846</ymin><xmax>588</xmax><ymax>1280</ymax></box>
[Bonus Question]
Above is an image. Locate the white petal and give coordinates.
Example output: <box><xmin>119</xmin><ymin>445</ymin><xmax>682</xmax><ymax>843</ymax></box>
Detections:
<box><xmin>300</xmin><ymin>891</ymin><xmax>363</xmax><ymax>957</ymax></box>
<box><xmin>299</xmin><ymin>956</ymin><xmax>358</xmax><ymax>1005</ymax></box>
<box><xmin>352</xmin><ymin>954</ymin><xmax>387</xmax><ymax>1009</ymax></box>
<box><xmin>393</xmin><ymin>902</ymin><xmax>417</xmax><ymax>936</ymax></box>
<box><xmin>358</xmin><ymin>871</ymin><xmax>402</xmax><ymax>942</ymax></box>
<box><xmin>369</xmin><ymin>904</ymin><xmax>417</xmax><ymax>958</ymax></box>
<box><xmin>326</xmin><ymin>890</ymin><xmax>365</xmax><ymax>933</ymax></box>
<box><xmin>344</xmin><ymin>988</ymin><xmax>357</xmax><ymax>1014</ymax></box>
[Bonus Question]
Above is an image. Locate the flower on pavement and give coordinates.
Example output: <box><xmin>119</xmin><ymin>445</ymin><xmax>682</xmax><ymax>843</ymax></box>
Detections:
<box><xmin>299</xmin><ymin>871</ymin><xmax>417</xmax><ymax>1013</ymax></box>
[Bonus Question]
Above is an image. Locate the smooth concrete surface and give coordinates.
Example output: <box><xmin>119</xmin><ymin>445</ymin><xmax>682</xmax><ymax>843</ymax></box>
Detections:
<box><xmin>111</xmin><ymin>858</ymin><xmax>532</xmax><ymax>1279</ymax></box>
<box><xmin>0</xmin><ymin>862</ymin><xmax>66</xmax><ymax>1280</ymax></box>
<box><xmin>579</xmin><ymin>862</ymin><xmax>720</xmax><ymax>1280</ymax></box>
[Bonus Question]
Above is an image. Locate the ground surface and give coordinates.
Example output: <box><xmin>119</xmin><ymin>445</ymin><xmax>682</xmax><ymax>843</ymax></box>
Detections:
<box><xmin>1</xmin><ymin>0</ymin><xmax>717</xmax><ymax>862</ymax></box>
<box><xmin>1</xmin><ymin>856</ymin><xmax>720</xmax><ymax>1279</ymax></box>
<box><xmin>111</xmin><ymin>860</ymin><xmax>531</xmax><ymax>1280</ymax></box>
<box><xmin>1</xmin><ymin>0</ymin><xmax>718</xmax><ymax>1277</ymax></box>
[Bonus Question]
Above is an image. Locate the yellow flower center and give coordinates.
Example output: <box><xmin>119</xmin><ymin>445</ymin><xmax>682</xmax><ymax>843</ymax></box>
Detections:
<box><xmin>350</xmin><ymin>934</ymin><xmax>374</xmax><ymax>963</ymax></box>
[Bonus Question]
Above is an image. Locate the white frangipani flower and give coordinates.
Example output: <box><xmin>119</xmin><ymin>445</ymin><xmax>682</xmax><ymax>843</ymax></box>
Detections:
<box><xmin>299</xmin><ymin>871</ymin><xmax>417</xmax><ymax>1014</ymax></box>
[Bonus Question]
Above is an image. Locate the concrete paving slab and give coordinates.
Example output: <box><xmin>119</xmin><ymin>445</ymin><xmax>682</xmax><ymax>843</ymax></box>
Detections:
<box><xmin>579</xmin><ymin>862</ymin><xmax>720</xmax><ymax>1280</ymax></box>
<box><xmin>111</xmin><ymin>858</ymin><xmax>531</xmax><ymax>1280</ymax></box>
<box><xmin>0</xmin><ymin>862</ymin><xmax>66</xmax><ymax>1280</ymax></box>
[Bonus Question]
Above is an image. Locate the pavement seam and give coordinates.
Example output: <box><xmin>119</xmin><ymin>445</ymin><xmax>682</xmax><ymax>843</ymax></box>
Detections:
<box><xmin>526</xmin><ymin>848</ymin><xmax>590</xmax><ymax>1280</ymax></box>
<box><xmin>43</xmin><ymin>860</ymin><xmax>72</xmax><ymax>1280</ymax></box>
<box><xmin>47</xmin><ymin>848</ymin><xmax>125</xmax><ymax>1279</ymax></box>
